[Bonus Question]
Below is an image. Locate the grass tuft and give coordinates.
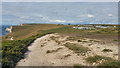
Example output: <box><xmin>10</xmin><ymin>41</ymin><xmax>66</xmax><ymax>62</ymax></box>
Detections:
<box><xmin>64</xmin><ymin>43</ymin><xmax>90</xmax><ymax>54</ymax></box>
<box><xmin>102</xmin><ymin>49</ymin><xmax>112</xmax><ymax>52</ymax></box>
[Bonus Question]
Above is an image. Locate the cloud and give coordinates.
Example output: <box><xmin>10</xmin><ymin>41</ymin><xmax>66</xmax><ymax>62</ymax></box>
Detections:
<box><xmin>20</xmin><ymin>16</ymin><xmax>29</xmax><ymax>19</ymax></box>
<box><xmin>108</xmin><ymin>14</ymin><xmax>113</xmax><ymax>17</ymax></box>
<box><xmin>87</xmin><ymin>14</ymin><xmax>94</xmax><ymax>18</ymax></box>
<box><xmin>49</xmin><ymin>19</ymin><xmax>66</xmax><ymax>23</ymax></box>
<box><xmin>2</xmin><ymin>0</ymin><xmax>119</xmax><ymax>2</ymax></box>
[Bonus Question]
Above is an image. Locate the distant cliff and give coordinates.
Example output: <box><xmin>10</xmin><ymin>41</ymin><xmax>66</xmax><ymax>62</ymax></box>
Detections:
<box><xmin>6</xmin><ymin>26</ymin><xmax>12</xmax><ymax>33</ymax></box>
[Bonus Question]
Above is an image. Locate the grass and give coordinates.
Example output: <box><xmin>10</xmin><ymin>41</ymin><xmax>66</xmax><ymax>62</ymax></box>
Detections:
<box><xmin>5</xmin><ymin>24</ymin><xmax>63</xmax><ymax>40</ymax></box>
<box><xmin>78</xmin><ymin>40</ymin><xmax>82</xmax><ymax>42</ymax></box>
<box><xmin>46</xmin><ymin>48</ymin><xmax>62</xmax><ymax>54</ymax></box>
<box><xmin>67</xmin><ymin>37</ymin><xmax>77</xmax><ymax>41</ymax></box>
<box><xmin>73</xmin><ymin>64</ymin><xmax>83</xmax><ymax>68</ymax></box>
<box><xmin>4</xmin><ymin>24</ymin><xmax>118</xmax><ymax>42</ymax></box>
<box><xmin>85</xmin><ymin>55</ymin><xmax>112</xmax><ymax>63</ymax></box>
<box><xmin>64</xmin><ymin>43</ymin><xmax>90</xmax><ymax>54</ymax></box>
<box><xmin>98</xmin><ymin>60</ymin><xmax>120</xmax><ymax>67</ymax></box>
<box><xmin>42</xmin><ymin>26</ymin><xmax>81</xmax><ymax>34</ymax></box>
<box><xmin>46</xmin><ymin>50</ymin><xmax>51</xmax><ymax>53</ymax></box>
<box><xmin>102</xmin><ymin>49</ymin><xmax>113</xmax><ymax>52</ymax></box>
<box><xmin>113</xmin><ymin>40</ymin><xmax>118</xmax><ymax>42</ymax></box>
<box><xmin>50</xmin><ymin>36</ymin><xmax>61</xmax><ymax>44</ymax></box>
<box><xmin>77</xmin><ymin>40</ymin><xmax>87</xmax><ymax>43</ymax></box>
<box><xmin>89</xmin><ymin>40</ymin><xmax>94</xmax><ymax>41</ymax></box>
<box><xmin>2</xmin><ymin>24</ymin><xmax>119</xmax><ymax>67</ymax></box>
<box><xmin>85</xmin><ymin>55</ymin><xmax>119</xmax><ymax>67</ymax></box>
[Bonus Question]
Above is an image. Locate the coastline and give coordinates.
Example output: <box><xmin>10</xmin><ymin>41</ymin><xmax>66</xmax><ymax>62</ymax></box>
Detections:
<box><xmin>2</xmin><ymin>25</ymin><xmax>12</xmax><ymax>36</ymax></box>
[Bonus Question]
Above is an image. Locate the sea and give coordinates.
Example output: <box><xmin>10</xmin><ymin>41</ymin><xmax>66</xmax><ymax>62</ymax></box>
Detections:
<box><xmin>1</xmin><ymin>25</ymin><xmax>11</xmax><ymax>36</ymax></box>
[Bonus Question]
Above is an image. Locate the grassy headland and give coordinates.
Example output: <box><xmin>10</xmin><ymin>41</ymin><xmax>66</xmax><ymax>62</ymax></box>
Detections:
<box><xmin>2</xmin><ymin>24</ymin><xmax>119</xmax><ymax>68</ymax></box>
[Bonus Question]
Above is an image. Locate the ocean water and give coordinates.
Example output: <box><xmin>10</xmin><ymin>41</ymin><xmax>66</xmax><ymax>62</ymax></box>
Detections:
<box><xmin>1</xmin><ymin>25</ymin><xmax>11</xmax><ymax>36</ymax></box>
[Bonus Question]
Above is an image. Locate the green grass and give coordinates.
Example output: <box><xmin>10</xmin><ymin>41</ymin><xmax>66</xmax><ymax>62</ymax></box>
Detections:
<box><xmin>64</xmin><ymin>43</ymin><xmax>90</xmax><ymax>54</ymax></box>
<box><xmin>42</xmin><ymin>26</ymin><xmax>80</xmax><ymax>34</ymax></box>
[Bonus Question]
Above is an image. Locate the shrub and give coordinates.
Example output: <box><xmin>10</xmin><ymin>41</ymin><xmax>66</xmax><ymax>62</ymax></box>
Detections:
<box><xmin>85</xmin><ymin>55</ymin><xmax>112</xmax><ymax>63</ymax></box>
<box><xmin>114</xmin><ymin>40</ymin><xmax>118</xmax><ymax>42</ymax></box>
<box><xmin>64</xmin><ymin>43</ymin><xmax>90</xmax><ymax>54</ymax></box>
<box><xmin>102</xmin><ymin>49</ymin><xmax>112</xmax><ymax>52</ymax></box>
<box><xmin>78</xmin><ymin>40</ymin><xmax>82</xmax><ymax>42</ymax></box>
<box><xmin>82</xmin><ymin>41</ymin><xmax>87</xmax><ymax>42</ymax></box>
<box><xmin>2</xmin><ymin>33</ymin><xmax>51</xmax><ymax>68</ymax></box>
<box><xmin>73</xmin><ymin>64</ymin><xmax>82</xmax><ymax>68</ymax></box>
<box><xmin>98</xmin><ymin>60</ymin><xmax>120</xmax><ymax>68</ymax></box>
<box><xmin>46</xmin><ymin>50</ymin><xmax>51</xmax><ymax>53</ymax></box>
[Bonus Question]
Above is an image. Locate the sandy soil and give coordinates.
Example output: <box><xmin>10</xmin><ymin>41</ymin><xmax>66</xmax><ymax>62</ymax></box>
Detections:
<box><xmin>16</xmin><ymin>33</ymin><xmax>118</xmax><ymax>66</ymax></box>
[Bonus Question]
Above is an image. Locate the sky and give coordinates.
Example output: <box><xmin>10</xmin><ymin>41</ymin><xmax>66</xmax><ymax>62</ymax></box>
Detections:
<box><xmin>2</xmin><ymin>0</ymin><xmax>120</xmax><ymax>2</ymax></box>
<box><xmin>2</xmin><ymin>2</ymin><xmax>118</xmax><ymax>25</ymax></box>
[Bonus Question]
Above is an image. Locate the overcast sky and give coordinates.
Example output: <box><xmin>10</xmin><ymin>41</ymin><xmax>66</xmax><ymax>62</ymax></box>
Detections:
<box><xmin>2</xmin><ymin>0</ymin><xmax>120</xmax><ymax>2</ymax></box>
<box><xmin>2</xmin><ymin>2</ymin><xmax>118</xmax><ymax>25</ymax></box>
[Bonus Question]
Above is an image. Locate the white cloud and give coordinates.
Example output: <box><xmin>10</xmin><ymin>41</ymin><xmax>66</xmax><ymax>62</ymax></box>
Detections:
<box><xmin>20</xmin><ymin>16</ymin><xmax>29</xmax><ymax>19</ymax></box>
<box><xmin>108</xmin><ymin>14</ymin><xmax>113</xmax><ymax>17</ymax></box>
<box><xmin>49</xmin><ymin>19</ymin><xmax>66</xmax><ymax>23</ymax></box>
<box><xmin>87</xmin><ymin>14</ymin><xmax>94</xmax><ymax>18</ymax></box>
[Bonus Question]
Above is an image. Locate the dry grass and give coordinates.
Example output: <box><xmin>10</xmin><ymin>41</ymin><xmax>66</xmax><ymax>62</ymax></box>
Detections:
<box><xmin>64</xmin><ymin>43</ymin><xmax>90</xmax><ymax>54</ymax></box>
<box><xmin>46</xmin><ymin>48</ymin><xmax>62</xmax><ymax>54</ymax></box>
<box><xmin>5</xmin><ymin>24</ymin><xmax>63</xmax><ymax>40</ymax></box>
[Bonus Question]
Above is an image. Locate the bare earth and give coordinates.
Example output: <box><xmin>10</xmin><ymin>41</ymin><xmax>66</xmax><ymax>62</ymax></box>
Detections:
<box><xmin>16</xmin><ymin>33</ymin><xmax>118</xmax><ymax>66</ymax></box>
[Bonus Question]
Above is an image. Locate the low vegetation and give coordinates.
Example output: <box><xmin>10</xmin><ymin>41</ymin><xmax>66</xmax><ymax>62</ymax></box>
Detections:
<box><xmin>46</xmin><ymin>48</ymin><xmax>62</xmax><ymax>54</ymax></box>
<box><xmin>113</xmin><ymin>40</ymin><xmax>118</xmax><ymax>42</ymax></box>
<box><xmin>2</xmin><ymin>33</ymin><xmax>51</xmax><ymax>68</ymax></box>
<box><xmin>73</xmin><ymin>64</ymin><xmax>83</xmax><ymax>68</ymax></box>
<box><xmin>98</xmin><ymin>60</ymin><xmax>120</xmax><ymax>67</ymax></box>
<box><xmin>85</xmin><ymin>55</ymin><xmax>119</xmax><ymax>67</ymax></box>
<box><xmin>50</xmin><ymin>36</ymin><xmax>61</xmax><ymax>44</ymax></box>
<box><xmin>2</xmin><ymin>24</ymin><xmax>118</xmax><ymax>67</ymax></box>
<box><xmin>67</xmin><ymin>37</ymin><xmax>78</xmax><ymax>41</ymax></box>
<box><xmin>85</xmin><ymin>55</ymin><xmax>112</xmax><ymax>63</ymax></box>
<box><xmin>78</xmin><ymin>40</ymin><xmax>82</xmax><ymax>42</ymax></box>
<box><xmin>64</xmin><ymin>43</ymin><xmax>90</xmax><ymax>54</ymax></box>
<box><xmin>102</xmin><ymin>49</ymin><xmax>113</xmax><ymax>52</ymax></box>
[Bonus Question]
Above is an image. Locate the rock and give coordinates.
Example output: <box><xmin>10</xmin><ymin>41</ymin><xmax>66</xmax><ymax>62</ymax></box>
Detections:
<box><xmin>93</xmin><ymin>62</ymin><xmax>96</xmax><ymax>65</ymax></box>
<box><xmin>10</xmin><ymin>37</ymin><xmax>14</xmax><ymax>40</ymax></box>
<box><xmin>6</xmin><ymin>26</ymin><xmax>12</xmax><ymax>33</ymax></box>
<box><xmin>99</xmin><ymin>60</ymin><xmax>102</xmax><ymax>63</ymax></box>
